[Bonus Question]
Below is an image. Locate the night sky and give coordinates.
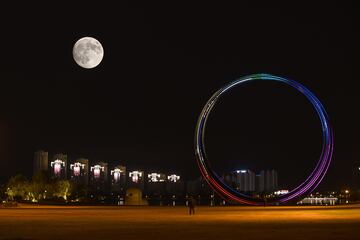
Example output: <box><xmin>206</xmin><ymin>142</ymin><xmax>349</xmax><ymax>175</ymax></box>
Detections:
<box><xmin>0</xmin><ymin>2</ymin><xmax>359</xmax><ymax>190</ymax></box>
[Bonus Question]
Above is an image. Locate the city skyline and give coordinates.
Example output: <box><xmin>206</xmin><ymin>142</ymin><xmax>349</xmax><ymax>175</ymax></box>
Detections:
<box><xmin>29</xmin><ymin>148</ymin><xmax>286</xmax><ymax>207</ymax></box>
<box><xmin>33</xmin><ymin>149</ymin><xmax>278</xmax><ymax>186</ymax></box>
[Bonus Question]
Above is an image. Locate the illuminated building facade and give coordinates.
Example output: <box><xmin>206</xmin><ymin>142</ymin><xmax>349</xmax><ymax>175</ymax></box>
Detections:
<box><xmin>166</xmin><ymin>174</ymin><xmax>184</xmax><ymax>199</ymax></box>
<box><xmin>111</xmin><ymin>165</ymin><xmax>126</xmax><ymax>192</ymax></box>
<box><xmin>33</xmin><ymin>150</ymin><xmax>48</xmax><ymax>176</ymax></box>
<box><xmin>298</xmin><ymin>197</ymin><xmax>337</xmax><ymax>205</ymax></box>
<box><xmin>128</xmin><ymin>170</ymin><xmax>144</xmax><ymax>191</ymax></box>
<box><xmin>145</xmin><ymin>172</ymin><xmax>167</xmax><ymax>204</ymax></box>
<box><xmin>90</xmin><ymin>162</ymin><xmax>108</xmax><ymax>193</ymax></box>
<box><xmin>70</xmin><ymin>158</ymin><xmax>89</xmax><ymax>186</ymax></box>
<box><xmin>33</xmin><ymin>151</ymin><xmax>243</xmax><ymax>205</ymax></box>
<box><xmin>148</xmin><ymin>173</ymin><xmax>166</xmax><ymax>183</ymax></box>
<box><xmin>167</xmin><ymin>174</ymin><xmax>180</xmax><ymax>183</ymax></box>
<box><xmin>110</xmin><ymin>165</ymin><xmax>126</xmax><ymax>205</ymax></box>
<box><xmin>50</xmin><ymin>153</ymin><xmax>68</xmax><ymax>179</ymax></box>
<box><xmin>129</xmin><ymin>171</ymin><xmax>143</xmax><ymax>183</ymax></box>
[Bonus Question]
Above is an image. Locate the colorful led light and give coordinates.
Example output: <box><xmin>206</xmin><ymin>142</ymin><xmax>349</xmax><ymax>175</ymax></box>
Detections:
<box><xmin>195</xmin><ymin>74</ymin><xmax>334</xmax><ymax>205</ymax></box>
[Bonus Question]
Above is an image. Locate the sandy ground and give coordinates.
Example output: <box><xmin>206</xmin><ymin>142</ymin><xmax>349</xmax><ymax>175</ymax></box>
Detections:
<box><xmin>1</xmin><ymin>204</ymin><xmax>360</xmax><ymax>240</ymax></box>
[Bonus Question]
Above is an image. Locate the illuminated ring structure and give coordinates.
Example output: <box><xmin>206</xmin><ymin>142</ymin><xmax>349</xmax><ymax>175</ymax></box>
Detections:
<box><xmin>195</xmin><ymin>73</ymin><xmax>334</xmax><ymax>205</ymax></box>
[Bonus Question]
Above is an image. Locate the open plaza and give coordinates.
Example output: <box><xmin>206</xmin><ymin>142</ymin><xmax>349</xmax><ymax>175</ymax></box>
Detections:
<box><xmin>1</xmin><ymin>204</ymin><xmax>360</xmax><ymax>240</ymax></box>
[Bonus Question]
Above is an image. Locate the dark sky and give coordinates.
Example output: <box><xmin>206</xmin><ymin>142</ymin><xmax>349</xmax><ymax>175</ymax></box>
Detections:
<box><xmin>0</xmin><ymin>2</ymin><xmax>359</xmax><ymax>190</ymax></box>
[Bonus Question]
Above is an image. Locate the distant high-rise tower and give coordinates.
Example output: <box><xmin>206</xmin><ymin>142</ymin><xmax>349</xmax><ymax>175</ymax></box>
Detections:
<box><xmin>256</xmin><ymin>170</ymin><xmax>278</xmax><ymax>192</ymax></box>
<box><xmin>265</xmin><ymin>169</ymin><xmax>278</xmax><ymax>192</ymax></box>
<box><xmin>146</xmin><ymin>172</ymin><xmax>167</xmax><ymax>195</ymax></box>
<box><xmin>256</xmin><ymin>171</ymin><xmax>265</xmax><ymax>192</ymax></box>
<box><xmin>90</xmin><ymin>161</ymin><xmax>109</xmax><ymax>194</ymax></box>
<box><xmin>33</xmin><ymin>150</ymin><xmax>48</xmax><ymax>176</ymax></box>
<box><xmin>111</xmin><ymin>165</ymin><xmax>126</xmax><ymax>193</ymax></box>
<box><xmin>50</xmin><ymin>153</ymin><xmax>68</xmax><ymax>179</ymax></box>
<box><xmin>127</xmin><ymin>170</ymin><xmax>145</xmax><ymax>191</ymax></box>
<box><xmin>166</xmin><ymin>174</ymin><xmax>184</xmax><ymax>197</ymax></box>
<box><xmin>70</xmin><ymin>158</ymin><xmax>89</xmax><ymax>186</ymax></box>
<box><xmin>225</xmin><ymin>170</ymin><xmax>255</xmax><ymax>192</ymax></box>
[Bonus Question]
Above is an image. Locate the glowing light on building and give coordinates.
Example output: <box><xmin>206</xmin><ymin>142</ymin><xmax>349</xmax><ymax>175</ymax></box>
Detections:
<box><xmin>111</xmin><ymin>168</ymin><xmax>124</xmax><ymax>183</ymax></box>
<box><xmin>51</xmin><ymin>159</ymin><xmax>66</xmax><ymax>177</ymax></box>
<box><xmin>298</xmin><ymin>197</ymin><xmax>337</xmax><ymax>205</ymax></box>
<box><xmin>148</xmin><ymin>173</ymin><xmax>160</xmax><ymax>182</ymax></box>
<box><xmin>129</xmin><ymin>171</ymin><xmax>142</xmax><ymax>183</ymax></box>
<box><xmin>167</xmin><ymin>174</ymin><xmax>180</xmax><ymax>182</ymax></box>
<box><xmin>148</xmin><ymin>173</ymin><xmax>165</xmax><ymax>182</ymax></box>
<box><xmin>70</xmin><ymin>162</ymin><xmax>85</xmax><ymax>177</ymax></box>
<box><xmin>91</xmin><ymin>165</ymin><xmax>105</xmax><ymax>179</ymax></box>
<box><xmin>274</xmin><ymin>190</ymin><xmax>289</xmax><ymax>195</ymax></box>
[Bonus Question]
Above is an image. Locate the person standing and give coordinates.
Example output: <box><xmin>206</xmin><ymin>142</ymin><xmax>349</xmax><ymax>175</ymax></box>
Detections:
<box><xmin>263</xmin><ymin>195</ymin><xmax>267</xmax><ymax>207</ymax></box>
<box><xmin>188</xmin><ymin>196</ymin><xmax>196</xmax><ymax>215</ymax></box>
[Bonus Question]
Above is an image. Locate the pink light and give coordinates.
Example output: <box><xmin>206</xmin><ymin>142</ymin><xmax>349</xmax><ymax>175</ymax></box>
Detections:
<box><xmin>129</xmin><ymin>171</ymin><xmax>142</xmax><ymax>183</ymax></box>
<box><xmin>54</xmin><ymin>163</ymin><xmax>61</xmax><ymax>176</ymax></box>
<box><xmin>94</xmin><ymin>168</ymin><xmax>100</xmax><ymax>179</ymax></box>
<box><xmin>91</xmin><ymin>165</ymin><xmax>104</xmax><ymax>179</ymax></box>
<box><xmin>132</xmin><ymin>175</ymin><xmax>139</xmax><ymax>183</ymax></box>
<box><xmin>74</xmin><ymin>166</ymin><xmax>80</xmax><ymax>176</ymax></box>
<box><xmin>51</xmin><ymin>159</ymin><xmax>65</xmax><ymax>177</ymax></box>
<box><xmin>111</xmin><ymin>168</ymin><xmax>123</xmax><ymax>183</ymax></box>
<box><xmin>114</xmin><ymin>172</ymin><xmax>120</xmax><ymax>182</ymax></box>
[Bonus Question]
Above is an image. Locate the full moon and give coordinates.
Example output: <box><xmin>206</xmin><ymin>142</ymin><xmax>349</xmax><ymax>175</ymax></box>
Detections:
<box><xmin>73</xmin><ymin>37</ymin><xmax>104</xmax><ymax>69</ymax></box>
